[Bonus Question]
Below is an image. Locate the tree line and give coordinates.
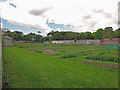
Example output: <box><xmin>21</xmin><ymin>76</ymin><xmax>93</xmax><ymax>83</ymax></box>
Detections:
<box><xmin>2</xmin><ymin>27</ymin><xmax>120</xmax><ymax>42</ymax></box>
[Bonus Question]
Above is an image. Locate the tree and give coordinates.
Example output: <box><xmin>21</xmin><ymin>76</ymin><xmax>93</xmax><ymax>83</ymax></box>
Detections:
<box><xmin>78</xmin><ymin>33</ymin><xmax>85</xmax><ymax>39</ymax></box>
<box><xmin>14</xmin><ymin>31</ymin><xmax>23</xmax><ymax>35</ymax></box>
<box><xmin>22</xmin><ymin>35</ymin><xmax>31</xmax><ymax>41</ymax></box>
<box><xmin>114</xmin><ymin>28</ymin><xmax>120</xmax><ymax>38</ymax></box>
<box><xmin>3</xmin><ymin>26</ymin><xmax>119</xmax><ymax>42</ymax></box>
<box><xmin>85</xmin><ymin>32</ymin><xmax>94</xmax><ymax>39</ymax></box>
<box><xmin>12</xmin><ymin>31</ymin><xmax>23</xmax><ymax>41</ymax></box>
<box><xmin>34</xmin><ymin>35</ymin><xmax>43</xmax><ymax>42</ymax></box>
<box><xmin>93</xmin><ymin>28</ymin><xmax>104</xmax><ymax>40</ymax></box>
<box><xmin>49</xmin><ymin>36</ymin><xmax>53</xmax><ymax>42</ymax></box>
<box><xmin>104</xmin><ymin>27</ymin><xmax>113</xmax><ymax>31</ymax></box>
<box><xmin>4</xmin><ymin>30</ymin><xmax>13</xmax><ymax>37</ymax></box>
<box><xmin>103</xmin><ymin>27</ymin><xmax>114</xmax><ymax>39</ymax></box>
<box><xmin>47</xmin><ymin>30</ymin><xmax>57</xmax><ymax>37</ymax></box>
<box><xmin>43</xmin><ymin>37</ymin><xmax>49</xmax><ymax>41</ymax></box>
<box><xmin>3</xmin><ymin>30</ymin><xmax>23</xmax><ymax>41</ymax></box>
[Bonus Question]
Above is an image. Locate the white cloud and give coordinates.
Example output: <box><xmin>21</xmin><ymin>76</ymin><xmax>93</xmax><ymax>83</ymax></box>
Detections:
<box><xmin>0</xmin><ymin>0</ymin><xmax>119</xmax><ymax>35</ymax></box>
<box><xmin>55</xmin><ymin>28</ymin><xmax>61</xmax><ymax>32</ymax></box>
<box><xmin>9</xmin><ymin>29</ymin><xmax>22</xmax><ymax>32</ymax></box>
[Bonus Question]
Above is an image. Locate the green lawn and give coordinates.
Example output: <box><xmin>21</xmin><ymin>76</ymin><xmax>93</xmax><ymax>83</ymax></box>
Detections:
<box><xmin>2</xmin><ymin>45</ymin><xmax>118</xmax><ymax>88</ymax></box>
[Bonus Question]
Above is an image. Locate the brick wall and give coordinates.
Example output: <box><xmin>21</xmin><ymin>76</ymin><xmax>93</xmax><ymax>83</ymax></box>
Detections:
<box><xmin>101</xmin><ymin>38</ymin><xmax>120</xmax><ymax>45</ymax></box>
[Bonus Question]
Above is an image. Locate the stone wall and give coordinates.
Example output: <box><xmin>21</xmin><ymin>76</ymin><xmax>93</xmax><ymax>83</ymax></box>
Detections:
<box><xmin>51</xmin><ymin>40</ymin><xmax>101</xmax><ymax>45</ymax></box>
<box><xmin>0</xmin><ymin>28</ymin><xmax>2</xmax><ymax>89</ymax></box>
<box><xmin>13</xmin><ymin>41</ymin><xmax>33</xmax><ymax>43</ymax></box>
<box><xmin>3</xmin><ymin>36</ymin><xmax>13</xmax><ymax>47</ymax></box>
<box><xmin>51</xmin><ymin>39</ymin><xmax>120</xmax><ymax>45</ymax></box>
<box><xmin>51</xmin><ymin>40</ymin><xmax>74</xmax><ymax>44</ymax></box>
<box><xmin>101</xmin><ymin>38</ymin><xmax>120</xmax><ymax>45</ymax></box>
<box><xmin>76</xmin><ymin>40</ymin><xmax>100</xmax><ymax>45</ymax></box>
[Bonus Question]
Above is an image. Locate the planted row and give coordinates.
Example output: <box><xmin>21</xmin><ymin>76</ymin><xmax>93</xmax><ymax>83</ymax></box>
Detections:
<box><xmin>60</xmin><ymin>54</ymin><xmax>78</xmax><ymax>59</ymax></box>
<box><xmin>86</xmin><ymin>55</ymin><xmax>119</xmax><ymax>63</ymax></box>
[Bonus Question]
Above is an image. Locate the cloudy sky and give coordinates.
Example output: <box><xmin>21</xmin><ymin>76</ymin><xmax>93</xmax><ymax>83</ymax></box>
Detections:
<box><xmin>0</xmin><ymin>0</ymin><xmax>119</xmax><ymax>36</ymax></box>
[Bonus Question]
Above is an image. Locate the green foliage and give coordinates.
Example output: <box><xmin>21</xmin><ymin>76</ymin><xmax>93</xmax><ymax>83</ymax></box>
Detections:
<box><xmin>104</xmin><ymin>27</ymin><xmax>113</xmax><ymax>31</ymax></box>
<box><xmin>60</xmin><ymin>54</ymin><xmax>78</xmax><ymax>58</ymax></box>
<box><xmin>74</xmin><ymin>39</ymin><xmax>77</xmax><ymax>43</ymax></box>
<box><xmin>86</xmin><ymin>55</ymin><xmax>119</xmax><ymax>63</ymax></box>
<box><xmin>35</xmin><ymin>51</ymin><xmax>42</xmax><ymax>53</ymax></box>
<box><xmin>93</xmin><ymin>28</ymin><xmax>104</xmax><ymax>40</ymax></box>
<box><xmin>78</xmin><ymin>33</ymin><xmax>85</xmax><ymax>39</ymax></box>
<box><xmin>49</xmin><ymin>36</ymin><xmax>53</xmax><ymax>42</ymax></box>
<box><xmin>103</xmin><ymin>27</ymin><xmax>114</xmax><ymax>39</ymax></box>
<box><xmin>114</xmin><ymin>28</ymin><xmax>120</xmax><ymax>38</ymax></box>
<box><xmin>3</xmin><ymin>31</ymin><xmax>43</xmax><ymax>42</ymax></box>
<box><xmin>84</xmin><ymin>32</ymin><xmax>94</xmax><ymax>39</ymax></box>
<box><xmin>2</xmin><ymin>27</ymin><xmax>120</xmax><ymax>42</ymax></box>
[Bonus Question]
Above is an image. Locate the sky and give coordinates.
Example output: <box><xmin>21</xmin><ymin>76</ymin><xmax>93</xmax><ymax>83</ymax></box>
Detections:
<box><xmin>0</xmin><ymin>0</ymin><xmax>119</xmax><ymax>36</ymax></box>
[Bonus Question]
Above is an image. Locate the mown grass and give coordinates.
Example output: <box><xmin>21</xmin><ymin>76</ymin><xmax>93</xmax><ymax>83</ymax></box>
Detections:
<box><xmin>3</xmin><ymin>46</ymin><xmax>118</xmax><ymax>88</ymax></box>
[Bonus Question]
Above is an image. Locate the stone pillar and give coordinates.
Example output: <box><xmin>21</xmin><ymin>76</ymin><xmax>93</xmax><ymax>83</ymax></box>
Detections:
<box><xmin>3</xmin><ymin>36</ymin><xmax>13</xmax><ymax>47</ymax></box>
<box><xmin>0</xmin><ymin>18</ymin><xmax>2</xmax><ymax>89</ymax></box>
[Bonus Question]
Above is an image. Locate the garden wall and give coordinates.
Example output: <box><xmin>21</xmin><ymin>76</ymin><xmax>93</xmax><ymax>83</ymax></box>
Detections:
<box><xmin>0</xmin><ymin>28</ymin><xmax>2</xmax><ymax>89</ymax></box>
<box><xmin>76</xmin><ymin>40</ymin><xmax>100</xmax><ymax>45</ymax></box>
<box><xmin>51</xmin><ymin>40</ymin><xmax>101</xmax><ymax>45</ymax></box>
<box><xmin>51</xmin><ymin>40</ymin><xmax>74</xmax><ymax>44</ymax></box>
<box><xmin>3</xmin><ymin>36</ymin><xmax>13</xmax><ymax>47</ymax></box>
<box><xmin>51</xmin><ymin>38</ymin><xmax>119</xmax><ymax>45</ymax></box>
<box><xmin>13</xmin><ymin>41</ymin><xmax>33</xmax><ymax>43</ymax></box>
<box><xmin>101</xmin><ymin>38</ymin><xmax>120</xmax><ymax>45</ymax></box>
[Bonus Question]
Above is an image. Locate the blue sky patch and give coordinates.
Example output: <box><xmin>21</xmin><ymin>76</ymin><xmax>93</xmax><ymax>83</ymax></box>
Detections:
<box><xmin>1</xmin><ymin>18</ymin><xmax>44</xmax><ymax>35</ymax></box>
<box><xmin>1</xmin><ymin>18</ymin><xmax>74</xmax><ymax>35</ymax></box>
<box><xmin>0</xmin><ymin>0</ymin><xmax>7</xmax><ymax>2</ymax></box>
<box><xmin>46</xmin><ymin>19</ymin><xmax>74</xmax><ymax>30</ymax></box>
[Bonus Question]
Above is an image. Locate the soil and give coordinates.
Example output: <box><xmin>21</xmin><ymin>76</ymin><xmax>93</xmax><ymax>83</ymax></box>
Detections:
<box><xmin>28</xmin><ymin>49</ymin><xmax>34</xmax><ymax>51</ymax></box>
<box><xmin>77</xmin><ymin>60</ymin><xmax>118</xmax><ymax>70</ymax></box>
<box><xmin>112</xmin><ymin>55</ymin><xmax>119</xmax><ymax>57</ymax></box>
